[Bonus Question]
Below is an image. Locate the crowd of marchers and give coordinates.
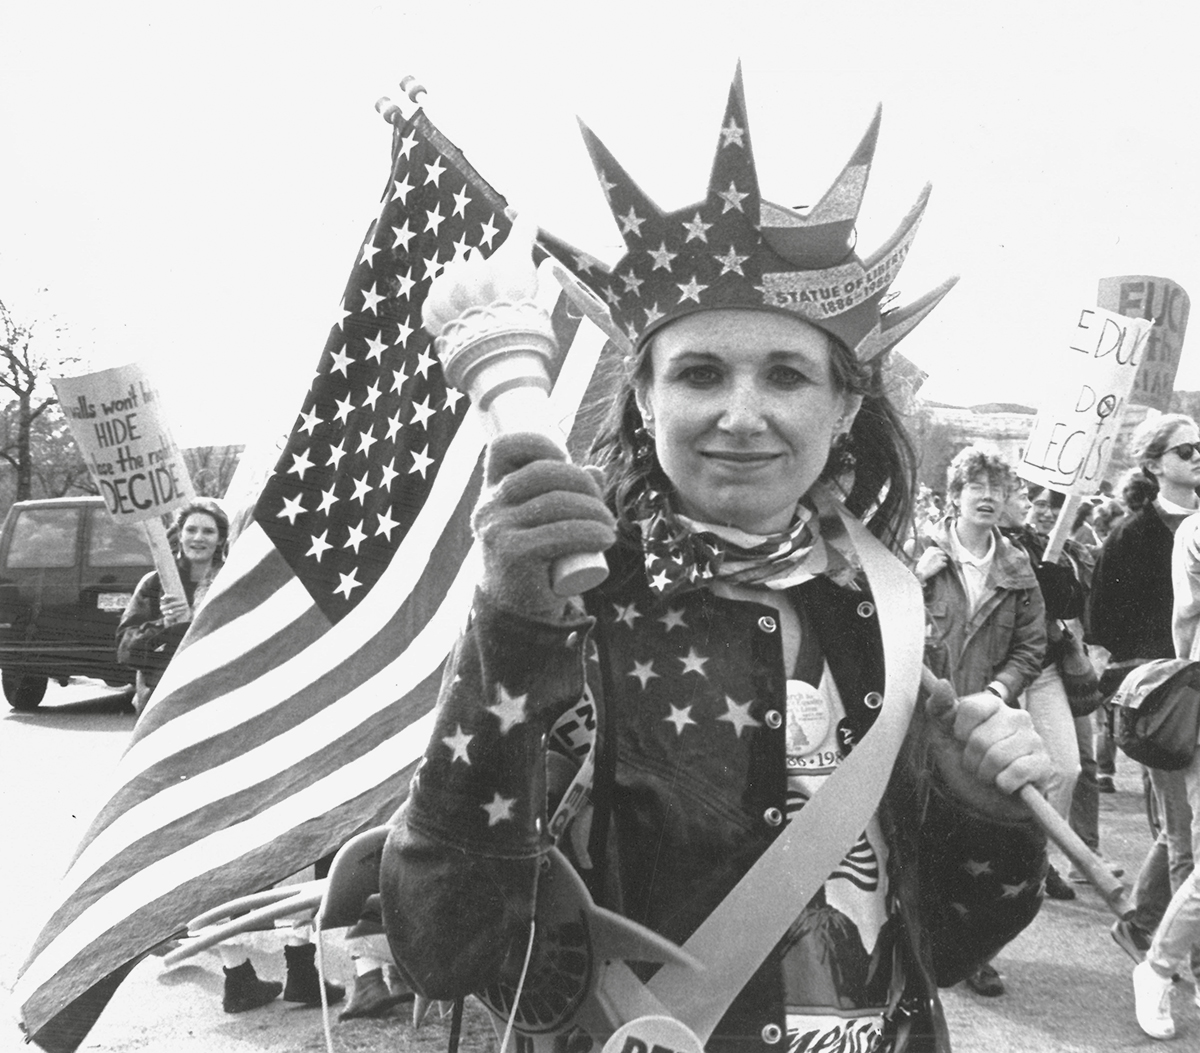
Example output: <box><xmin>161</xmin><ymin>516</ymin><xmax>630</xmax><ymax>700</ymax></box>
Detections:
<box><xmin>906</xmin><ymin>413</ymin><xmax>1200</xmax><ymax>1041</ymax></box>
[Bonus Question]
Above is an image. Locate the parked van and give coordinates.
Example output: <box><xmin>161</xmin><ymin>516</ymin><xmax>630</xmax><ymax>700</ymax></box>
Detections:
<box><xmin>0</xmin><ymin>496</ymin><xmax>154</xmax><ymax>708</ymax></box>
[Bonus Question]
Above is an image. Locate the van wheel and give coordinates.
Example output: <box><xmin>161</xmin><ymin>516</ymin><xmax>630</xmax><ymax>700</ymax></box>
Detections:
<box><xmin>3</xmin><ymin>672</ymin><xmax>48</xmax><ymax>710</ymax></box>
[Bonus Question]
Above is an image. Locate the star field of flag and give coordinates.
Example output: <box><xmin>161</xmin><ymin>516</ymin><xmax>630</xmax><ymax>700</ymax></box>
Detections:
<box><xmin>255</xmin><ymin>119</ymin><xmax>511</xmax><ymax>619</ymax></box>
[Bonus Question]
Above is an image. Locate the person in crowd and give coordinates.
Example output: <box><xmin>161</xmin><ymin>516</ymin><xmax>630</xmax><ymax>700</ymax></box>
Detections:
<box><xmin>117</xmin><ymin>498</ymin><xmax>228</xmax><ymax>712</ymax></box>
<box><xmin>1090</xmin><ymin>497</ymin><xmax>1128</xmax><ymax>793</ymax></box>
<box><xmin>117</xmin><ymin>499</ymin><xmax>347</xmax><ymax>1015</ymax></box>
<box><xmin>996</xmin><ymin>483</ymin><xmax>1086</xmax><ymax>899</ymax></box>
<box><xmin>1003</xmin><ymin>484</ymin><xmax>1117</xmax><ymax>887</ymax></box>
<box><xmin>377</xmin><ymin>77</ymin><xmax>1053</xmax><ymax>1053</ymax></box>
<box><xmin>1088</xmin><ymin>417</ymin><xmax>1200</xmax><ymax>984</ymax></box>
<box><xmin>1092</xmin><ymin>497</ymin><xmax>1127</xmax><ymax>545</ymax></box>
<box><xmin>1071</xmin><ymin>499</ymin><xmax>1101</xmax><ymax>552</ymax></box>
<box><xmin>912</xmin><ymin>448</ymin><xmax>1047</xmax><ymax>996</ymax></box>
<box><xmin>1132</xmin><ymin>487</ymin><xmax>1200</xmax><ymax>1038</ymax></box>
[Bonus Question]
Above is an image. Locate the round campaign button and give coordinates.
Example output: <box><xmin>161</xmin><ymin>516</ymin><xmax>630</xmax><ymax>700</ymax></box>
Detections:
<box><xmin>601</xmin><ymin>1016</ymin><xmax>706</xmax><ymax>1053</ymax></box>
<box><xmin>786</xmin><ymin>678</ymin><xmax>831</xmax><ymax>757</ymax></box>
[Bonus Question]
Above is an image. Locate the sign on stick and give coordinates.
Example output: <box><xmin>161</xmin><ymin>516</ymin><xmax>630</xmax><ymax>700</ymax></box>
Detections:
<box><xmin>53</xmin><ymin>364</ymin><xmax>194</xmax><ymax>523</ymax></box>
<box><xmin>53</xmin><ymin>364</ymin><xmax>195</xmax><ymax>598</ymax></box>
<box><xmin>1097</xmin><ymin>275</ymin><xmax>1189</xmax><ymax>412</ymax></box>
<box><xmin>1018</xmin><ymin>307</ymin><xmax>1152</xmax><ymax>494</ymax></box>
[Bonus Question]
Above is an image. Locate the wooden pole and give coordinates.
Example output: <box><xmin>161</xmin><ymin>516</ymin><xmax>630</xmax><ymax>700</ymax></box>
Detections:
<box><xmin>1041</xmin><ymin>491</ymin><xmax>1084</xmax><ymax>565</ymax></box>
<box><xmin>919</xmin><ymin>667</ymin><xmax>1132</xmax><ymax>918</ymax></box>
<box><xmin>140</xmin><ymin>518</ymin><xmax>186</xmax><ymax>610</ymax></box>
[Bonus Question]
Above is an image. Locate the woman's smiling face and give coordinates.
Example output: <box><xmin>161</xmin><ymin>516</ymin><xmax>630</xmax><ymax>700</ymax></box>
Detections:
<box><xmin>635</xmin><ymin>309</ymin><xmax>860</xmax><ymax>535</ymax></box>
<box><xmin>179</xmin><ymin>512</ymin><xmax>220</xmax><ymax>565</ymax></box>
<box><xmin>1026</xmin><ymin>490</ymin><xmax>1058</xmax><ymax>535</ymax></box>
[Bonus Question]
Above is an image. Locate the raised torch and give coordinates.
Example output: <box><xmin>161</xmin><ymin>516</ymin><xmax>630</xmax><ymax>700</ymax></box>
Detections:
<box><xmin>421</xmin><ymin>216</ymin><xmax>610</xmax><ymax>596</ymax></box>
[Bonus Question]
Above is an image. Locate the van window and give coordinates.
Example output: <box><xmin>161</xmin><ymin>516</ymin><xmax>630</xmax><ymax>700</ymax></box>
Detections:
<box><xmin>88</xmin><ymin>508</ymin><xmax>153</xmax><ymax>567</ymax></box>
<box><xmin>5</xmin><ymin>508</ymin><xmax>81</xmax><ymax>568</ymax></box>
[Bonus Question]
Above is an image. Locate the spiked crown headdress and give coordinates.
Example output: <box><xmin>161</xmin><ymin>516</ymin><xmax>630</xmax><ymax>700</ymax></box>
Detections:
<box><xmin>538</xmin><ymin>67</ymin><xmax>957</xmax><ymax>362</ymax></box>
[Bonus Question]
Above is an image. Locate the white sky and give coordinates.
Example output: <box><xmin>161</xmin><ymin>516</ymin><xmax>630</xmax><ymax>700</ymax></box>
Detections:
<box><xmin>2</xmin><ymin>0</ymin><xmax>1198</xmax><ymax>445</ymax></box>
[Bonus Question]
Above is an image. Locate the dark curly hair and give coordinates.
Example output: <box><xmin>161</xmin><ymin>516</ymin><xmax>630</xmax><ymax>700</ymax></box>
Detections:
<box><xmin>585</xmin><ymin>318</ymin><xmax>916</xmax><ymax>553</ymax></box>
<box><xmin>1120</xmin><ymin>468</ymin><xmax>1160</xmax><ymax>513</ymax></box>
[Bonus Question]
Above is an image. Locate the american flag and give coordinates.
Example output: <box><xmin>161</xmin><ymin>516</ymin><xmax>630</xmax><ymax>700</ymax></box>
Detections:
<box><xmin>16</xmin><ymin>107</ymin><xmax>620</xmax><ymax>1052</ymax></box>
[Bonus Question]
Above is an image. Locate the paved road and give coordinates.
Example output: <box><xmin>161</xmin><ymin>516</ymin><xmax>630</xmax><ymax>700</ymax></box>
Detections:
<box><xmin>0</xmin><ymin>685</ymin><xmax>1194</xmax><ymax>1051</ymax></box>
<box><xmin>0</xmin><ymin>680</ymin><xmax>475</xmax><ymax>1053</ymax></box>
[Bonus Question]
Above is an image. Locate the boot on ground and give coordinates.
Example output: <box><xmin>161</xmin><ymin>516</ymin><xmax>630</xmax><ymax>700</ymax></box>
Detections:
<box><xmin>222</xmin><ymin>959</ymin><xmax>282</xmax><ymax>1014</ymax></box>
<box><xmin>282</xmin><ymin>943</ymin><xmax>345</xmax><ymax>1007</ymax></box>
<box><xmin>339</xmin><ymin>968</ymin><xmax>413</xmax><ymax>1020</ymax></box>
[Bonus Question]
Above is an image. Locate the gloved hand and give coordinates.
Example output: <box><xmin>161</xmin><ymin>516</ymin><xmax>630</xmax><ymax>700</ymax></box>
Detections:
<box><xmin>472</xmin><ymin>432</ymin><xmax>616</xmax><ymax>622</ymax></box>
<box><xmin>922</xmin><ymin>672</ymin><xmax>1054</xmax><ymax>822</ymax></box>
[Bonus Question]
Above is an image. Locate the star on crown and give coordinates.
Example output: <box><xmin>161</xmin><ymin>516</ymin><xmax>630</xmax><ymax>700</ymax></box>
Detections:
<box><xmin>537</xmin><ymin>64</ymin><xmax>957</xmax><ymax>363</ymax></box>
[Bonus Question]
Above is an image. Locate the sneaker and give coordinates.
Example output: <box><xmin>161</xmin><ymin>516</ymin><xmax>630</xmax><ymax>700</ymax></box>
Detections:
<box><xmin>964</xmin><ymin>962</ymin><xmax>1005</xmax><ymax>997</ymax></box>
<box><xmin>1111</xmin><ymin>919</ymin><xmax>1152</xmax><ymax>964</ymax></box>
<box><xmin>1097</xmin><ymin>774</ymin><xmax>1116</xmax><ymax>793</ymax></box>
<box><xmin>1044</xmin><ymin>866</ymin><xmax>1076</xmax><ymax>900</ymax></box>
<box><xmin>1132</xmin><ymin>960</ymin><xmax>1175</xmax><ymax>1039</ymax></box>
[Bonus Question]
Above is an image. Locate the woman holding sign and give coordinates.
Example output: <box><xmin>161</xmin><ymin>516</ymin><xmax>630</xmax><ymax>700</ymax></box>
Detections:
<box><xmin>379</xmin><ymin>72</ymin><xmax>1052</xmax><ymax>1053</ymax></box>
<box><xmin>116</xmin><ymin>497</ymin><xmax>229</xmax><ymax>710</ymax></box>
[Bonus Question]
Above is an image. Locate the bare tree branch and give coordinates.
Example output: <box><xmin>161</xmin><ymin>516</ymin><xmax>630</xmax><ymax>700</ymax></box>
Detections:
<box><xmin>0</xmin><ymin>297</ymin><xmax>81</xmax><ymax>504</ymax></box>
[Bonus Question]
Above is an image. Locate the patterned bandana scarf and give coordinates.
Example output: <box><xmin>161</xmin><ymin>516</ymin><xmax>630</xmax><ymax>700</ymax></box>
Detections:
<box><xmin>635</xmin><ymin>482</ymin><xmax>862</xmax><ymax>597</ymax></box>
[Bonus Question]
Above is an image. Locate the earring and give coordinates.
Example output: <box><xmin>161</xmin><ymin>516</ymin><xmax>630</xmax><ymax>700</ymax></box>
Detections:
<box><xmin>633</xmin><ymin>423</ymin><xmax>655</xmax><ymax>468</ymax></box>
<box><xmin>827</xmin><ymin>431</ymin><xmax>857</xmax><ymax>475</ymax></box>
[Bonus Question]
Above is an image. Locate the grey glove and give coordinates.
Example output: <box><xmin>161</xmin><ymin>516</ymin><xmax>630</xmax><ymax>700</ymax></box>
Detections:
<box><xmin>472</xmin><ymin>432</ymin><xmax>616</xmax><ymax>621</ymax></box>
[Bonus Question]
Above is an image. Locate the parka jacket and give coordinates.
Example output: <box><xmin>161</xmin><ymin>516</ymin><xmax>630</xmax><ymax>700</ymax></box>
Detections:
<box><xmin>918</xmin><ymin>519</ymin><xmax>1046</xmax><ymax>701</ymax></box>
<box><xmin>1087</xmin><ymin>504</ymin><xmax>1178</xmax><ymax>663</ymax></box>
<box><xmin>380</xmin><ymin>542</ymin><xmax>1047</xmax><ymax>1053</ymax></box>
<box><xmin>1001</xmin><ymin>525</ymin><xmax>1088</xmax><ymax>667</ymax></box>
<box><xmin>115</xmin><ymin>562</ymin><xmax>209</xmax><ymax>694</ymax></box>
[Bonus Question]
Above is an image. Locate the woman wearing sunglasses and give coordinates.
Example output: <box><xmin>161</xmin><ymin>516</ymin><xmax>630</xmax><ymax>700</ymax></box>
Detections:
<box><xmin>1086</xmin><ymin>414</ymin><xmax>1200</xmax><ymax>1036</ymax></box>
<box><xmin>1090</xmin><ymin>415</ymin><xmax>1200</xmax><ymax>690</ymax></box>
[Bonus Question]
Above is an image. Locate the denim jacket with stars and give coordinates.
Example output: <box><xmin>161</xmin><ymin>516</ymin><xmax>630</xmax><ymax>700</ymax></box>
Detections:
<box><xmin>380</xmin><ymin>543</ymin><xmax>1047</xmax><ymax>1053</ymax></box>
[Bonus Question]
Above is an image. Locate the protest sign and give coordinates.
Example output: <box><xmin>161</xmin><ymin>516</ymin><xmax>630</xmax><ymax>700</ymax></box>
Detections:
<box><xmin>1097</xmin><ymin>276</ymin><xmax>1190</xmax><ymax>412</ymax></box>
<box><xmin>1018</xmin><ymin>306</ymin><xmax>1152</xmax><ymax>496</ymax></box>
<box><xmin>53</xmin><ymin>363</ymin><xmax>194</xmax><ymax>596</ymax></box>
